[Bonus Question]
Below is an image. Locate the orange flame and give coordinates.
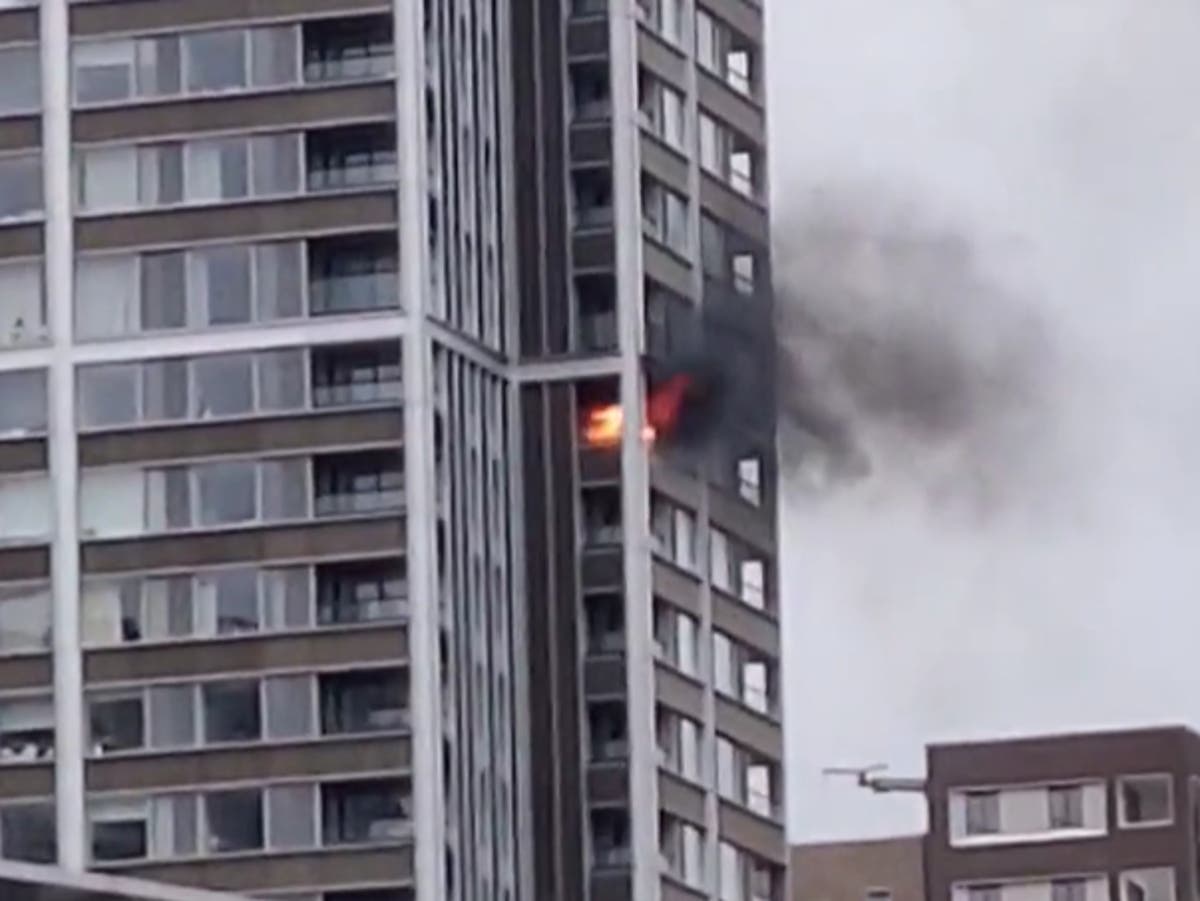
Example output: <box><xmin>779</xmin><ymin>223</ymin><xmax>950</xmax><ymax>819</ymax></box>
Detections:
<box><xmin>583</xmin><ymin>405</ymin><xmax>657</xmax><ymax>447</ymax></box>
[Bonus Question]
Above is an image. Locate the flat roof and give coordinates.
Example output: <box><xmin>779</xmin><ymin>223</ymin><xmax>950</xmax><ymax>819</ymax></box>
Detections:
<box><xmin>0</xmin><ymin>859</ymin><xmax>247</xmax><ymax>901</ymax></box>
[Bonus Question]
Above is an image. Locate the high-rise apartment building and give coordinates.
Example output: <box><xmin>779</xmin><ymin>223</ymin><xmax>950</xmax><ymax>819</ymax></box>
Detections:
<box><xmin>0</xmin><ymin>0</ymin><xmax>782</xmax><ymax>899</ymax></box>
<box><xmin>514</xmin><ymin>1</ymin><xmax>784</xmax><ymax>900</ymax></box>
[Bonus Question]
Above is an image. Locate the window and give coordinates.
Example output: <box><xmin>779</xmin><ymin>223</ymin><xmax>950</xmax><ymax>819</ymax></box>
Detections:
<box><xmin>1122</xmin><ymin>869</ymin><xmax>1175</xmax><ymax>901</ymax></box>
<box><xmin>650</xmin><ymin>495</ymin><xmax>697</xmax><ymax>570</ymax></box>
<box><xmin>313</xmin><ymin>451</ymin><xmax>403</xmax><ymax>515</ymax></box>
<box><xmin>866</xmin><ymin>891</ymin><xmax>893</xmax><ymax>901</ymax></box>
<box><xmin>308</xmin><ymin>234</ymin><xmax>399</xmax><ymax>316</ymax></box>
<box><xmin>89</xmin><ymin>692</ymin><xmax>145</xmax><ymax>753</ymax></box>
<box><xmin>303</xmin><ymin>15</ymin><xmax>394</xmax><ymax>83</ymax></box>
<box><xmin>1052</xmin><ymin>880</ymin><xmax>1086</xmax><ymax>901</ymax></box>
<box><xmin>716</xmin><ymin>736</ymin><xmax>738</xmax><ymax>799</ymax></box>
<box><xmin>320</xmin><ymin>669</ymin><xmax>407</xmax><ymax>735</ymax></box>
<box><xmin>642</xmin><ymin>178</ymin><xmax>689</xmax><ymax>256</ymax></box>
<box><xmin>0</xmin><ymin>261</ymin><xmax>44</xmax><ymax>347</ymax></box>
<box><xmin>0</xmin><ymin>696</ymin><xmax>53</xmax><ymax>762</ymax></box>
<box><xmin>737</xmin><ymin>456</ymin><xmax>762</xmax><ymax>506</ymax></box>
<box><xmin>266</xmin><ymin>784</ymin><xmax>316</xmax><ymax>850</ymax></box>
<box><xmin>0</xmin><ymin>802</ymin><xmax>56</xmax><ymax>863</ymax></box>
<box><xmin>966</xmin><ymin>887</ymin><xmax>1002</xmax><ymax>901</ymax></box>
<box><xmin>1048</xmin><ymin>784</ymin><xmax>1084</xmax><ymax>829</ymax></box>
<box><xmin>321</xmin><ymin>779</ymin><xmax>410</xmax><ymax>845</ymax></box>
<box><xmin>265</xmin><ymin>675</ymin><xmax>314</xmax><ymax>740</ymax></box>
<box><xmin>661</xmin><ymin>816</ymin><xmax>704</xmax><ymax>887</ymax></box>
<box><xmin>194</xmin><ymin>460</ymin><xmax>257</xmax><ymax>526</ymax></box>
<box><xmin>206</xmin><ymin>789</ymin><xmax>263</xmax><ymax>853</ymax></box>
<box><xmin>148</xmin><ymin>684</ymin><xmax>195</xmax><ymax>749</ymax></box>
<box><xmin>0</xmin><ymin>476</ymin><xmax>51</xmax><ymax>543</ymax></box>
<box><xmin>90</xmin><ymin>798</ymin><xmax>149</xmax><ymax>861</ymax></box>
<box><xmin>317</xmin><ymin>559</ymin><xmax>407</xmax><ymax>625</ymax></box>
<box><xmin>710</xmin><ymin>527</ymin><xmax>732</xmax><ymax>591</ymax></box>
<box><xmin>1120</xmin><ymin>774</ymin><xmax>1173</xmax><ymax>826</ymax></box>
<box><xmin>639</xmin><ymin>75</ymin><xmax>685</xmax><ymax>152</ymax></box>
<box><xmin>965</xmin><ymin>791</ymin><xmax>1000</xmax><ymax>835</ymax></box>
<box><xmin>0</xmin><ymin>46</ymin><xmax>39</xmax><ymax>115</ymax></box>
<box><xmin>312</xmin><ymin>342</ymin><xmax>403</xmax><ymax>408</ymax></box>
<box><xmin>0</xmin><ymin>153</ymin><xmax>41</xmax><ymax>220</ymax></box>
<box><xmin>73</xmin><ymin>27</ymin><xmax>298</xmax><ymax>105</ymax></box>
<box><xmin>203</xmin><ymin>679</ymin><xmax>261</xmax><ymax>743</ymax></box>
<box><xmin>0</xmin><ymin>369</ymin><xmax>46</xmax><ymax>437</ymax></box>
<box><xmin>638</xmin><ymin>0</ymin><xmax>684</xmax><ymax>46</ymax></box>
<box><xmin>582</xmin><ymin>486</ymin><xmax>622</xmax><ymax>546</ymax></box>
<box><xmin>306</xmin><ymin>124</ymin><xmax>397</xmax><ymax>191</ymax></box>
<box><xmin>0</xmin><ymin>583</ymin><xmax>50</xmax><ymax>654</ymax></box>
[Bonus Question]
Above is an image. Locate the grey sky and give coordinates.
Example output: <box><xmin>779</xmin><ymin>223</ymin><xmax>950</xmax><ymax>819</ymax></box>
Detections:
<box><xmin>766</xmin><ymin>0</ymin><xmax>1200</xmax><ymax>841</ymax></box>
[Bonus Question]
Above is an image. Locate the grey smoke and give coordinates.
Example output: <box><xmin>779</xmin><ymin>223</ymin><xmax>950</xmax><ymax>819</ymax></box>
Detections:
<box><xmin>770</xmin><ymin>0</ymin><xmax>1200</xmax><ymax>841</ymax></box>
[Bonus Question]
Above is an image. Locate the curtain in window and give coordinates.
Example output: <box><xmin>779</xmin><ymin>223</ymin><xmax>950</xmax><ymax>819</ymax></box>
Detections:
<box><xmin>257</xmin><ymin>348</ymin><xmax>306</xmax><ymax>412</ymax></box>
<box><xmin>142</xmin><ymin>578</ymin><xmax>192</xmax><ymax>641</ymax></box>
<box><xmin>76</xmin><ymin>255</ymin><xmax>138</xmax><ymax>339</ymax></box>
<box><xmin>0</xmin><ymin>261</ymin><xmax>42</xmax><ymax>344</ymax></box>
<box><xmin>150</xmin><ymin>794</ymin><xmax>197</xmax><ymax>858</ymax></box>
<box><xmin>251</xmin><ymin>133</ymin><xmax>301</xmax><ymax>196</ymax></box>
<box><xmin>190</xmin><ymin>245</ymin><xmax>252</xmax><ymax>325</ymax></box>
<box><xmin>262</xmin><ymin>568</ymin><xmax>310</xmax><ymax>629</ymax></box>
<box><xmin>81</xmin><ymin>582</ymin><xmax>124</xmax><ymax>646</ymax></box>
<box><xmin>185</xmin><ymin>138</ymin><xmax>247</xmax><ymax>201</ymax></box>
<box><xmin>264</xmin><ymin>676</ymin><xmax>313</xmax><ymax>740</ymax></box>
<box><xmin>135</xmin><ymin>35</ymin><xmax>182</xmax><ymax>98</ymax></box>
<box><xmin>148</xmin><ymin>685</ymin><xmax>195</xmax><ymax>748</ymax></box>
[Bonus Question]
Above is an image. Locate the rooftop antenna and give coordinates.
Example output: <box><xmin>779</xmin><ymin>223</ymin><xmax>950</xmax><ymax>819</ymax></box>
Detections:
<box><xmin>822</xmin><ymin>764</ymin><xmax>926</xmax><ymax>794</ymax></box>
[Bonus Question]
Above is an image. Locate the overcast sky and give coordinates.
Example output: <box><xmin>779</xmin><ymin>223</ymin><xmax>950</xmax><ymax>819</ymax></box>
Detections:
<box><xmin>766</xmin><ymin>0</ymin><xmax>1200</xmax><ymax>841</ymax></box>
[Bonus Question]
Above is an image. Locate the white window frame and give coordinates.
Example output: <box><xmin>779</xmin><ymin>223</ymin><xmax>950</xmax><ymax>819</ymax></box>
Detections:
<box><xmin>1117</xmin><ymin>773</ymin><xmax>1174</xmax><ymax>829</ymax></box>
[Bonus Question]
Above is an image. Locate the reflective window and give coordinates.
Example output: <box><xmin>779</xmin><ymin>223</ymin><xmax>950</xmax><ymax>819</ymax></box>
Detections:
<box><xmin>303</xmin><ymin>15</ymin><xmax>393</xmax><ymax>83</ymax></box>
<box><xmin>0</xmin><ymin>802</ymin><xmax>56</xmax><ymax>863</ymax></box>
<box><xmin>0</xmin><ymin>260</ymin><xmax>44</xmax><ymax>347</ymax></box>
<box><xmin>0</xmin><ymin>476</ymin><xmax>50</xmax><ymax>543</ymax></box>
<box><xmin>0</xmin><ymin>153</ymin><xmax>42</xmax><ymax>220</ymax></box>
<box><xmin>73</xmin><ymin>26</ymin><xmax>298</xmax><ymax>105</ymax></box>
<box><xmin>0</xmin><ymin>369</ymin><xmax>46</xmax><ymax>437</ymax></box>
<box><xmin>0</xmin><ymin>46</ymin><xmax>39</xmax><ymax>116</ymax></box>
<box><xmin>202</xmin><ymin>679</ymin><xmax>261</xmax><ymax>744</ymax></box>
<box><xmin>0</xmin><ymin>583</ymin><xmax>50</xmax><ymax>654</ymax></box>
<box><xmin>206</xmin><ymin>789</ymin><xmax>263</xmax><ymax>853</ymax></box>
<box><xmin>321</xmin><ymin>779</ymin><xmax>410</xmax><ymax>845</ymax></box>
<box><xmin>76</xmin><ymin>134</ymin><xmax>301</xmax><ymax>213</ymax></box>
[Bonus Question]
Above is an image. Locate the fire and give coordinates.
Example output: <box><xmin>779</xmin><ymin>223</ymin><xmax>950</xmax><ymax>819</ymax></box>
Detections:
<box><xmin>583</xmin><ymin>405</ymin><xmax>657</xmax><ymax>447</ymax></box>
<box><xmin>581</xmin><ymin>373</ymin><xmax>694</xmax><ymax>449</ymax></box>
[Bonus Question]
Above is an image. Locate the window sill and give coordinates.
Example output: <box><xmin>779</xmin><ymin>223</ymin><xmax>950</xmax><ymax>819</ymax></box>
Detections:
<box><xmin>90</xmin><ymin>834</ymin><xmax>413</xmax><ymax>871</ymax></box>
<box><xmin>950</xmin><ymin>827</ymin><xmax>1108</xmax><ymax>849</ymax></box>
<box><xmin>71</xmin><ymin>73</ymin><xmax>396</xmax><ymax>117</ymax></box>
<box><xmin>76</xmin><ymin>182</ymin><xmax>396</xmax><ymax>220</ymax></box>
<box><xmin>77</xmin><ymin>396</ymin><xmax>403</xmax><ymax>437</ymax></box>
<box><xmin>87</xmin><ymin>727</ymin><xmax>412</xmax><ymax>763</ymax></box>
<box><xmin>82</xmin><ymin>615</ymin><xmax>409</xmax><ymax>654</ymax></box>
<box><xmin>80</xmin><ymin>508</ymin><xmax>403</xmax><ymax>545</ymax></box>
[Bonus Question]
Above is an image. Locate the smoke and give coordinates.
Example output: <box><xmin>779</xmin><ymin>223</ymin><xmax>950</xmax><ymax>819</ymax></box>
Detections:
<box><xmin>771</xmin><ymin>0</ymin><xmax>1200</xmax><ymax>841</ymax></box>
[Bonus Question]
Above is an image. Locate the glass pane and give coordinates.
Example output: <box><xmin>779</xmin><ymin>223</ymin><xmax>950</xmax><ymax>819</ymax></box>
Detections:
<box><xmin>262</xmin><ymin>568</ymin><xmax>311</xmax><ymax>629</ymax></box>
<box><xmin>78</xmin><ymin>364</ymin><xmax>139</xmax><ymax>428</ymax></box>
<box><xmin>136</xmin><ymin>35</ymin><xmax>182</xmax><ymax>98</ymax></box>
<box><xmin>255</xmin><ymin>241</ymin><xmax>303</xmax><ymax>320</ymax></box>
<box><xmin>212</xmin><ymin>568</ymin><xmax>258</xmax><ymax>634</ymax></box>
<box><xmin>0</xmin><ymin>259</ymin><xmax>44</xmax><ymax>346</ymax></box>
<box><xmin>72</xmin><ymin>40</ymin><xmax>132</xmax><ymax>105</ymax></box>
<box><xmin>193</xmin><ymin>353</ymin><xmax>254</xmax><ymax>418</ymax></box>
<box><xmin>184</xmin><ymin>30</ymin><xmax>247</xmax><ymax>92</ymax></box>
<box><xmin>250</xmin><ymin>26</ymin><xmax>299</xmax><ymax>87</ymax></box>
<box><xmin>0</xmin><ymin>154</ymin><xmax>42</xmax><ymax>219</ymax></box>
<box><xmin>148</xmin><ymin>684</ymin><xmax>195</xmax><ymax>748</ymax></box>
<box><xmin>0</xmin><ymin>369</ymin><xmax>47</xmax><ymax>435</ymax></box>
<box><xmin>205</xmin><ymin>789</ymin><xmax>263</xmax><ymax>853</ymax></box>
<box><xmin>257</xmin><ymin>348</ymin><xmax>306</xmax><ymax>412</ymax></box>
<box><xmin>140</xmin><ymin>251</ymin><xmax>187</xmax><ymax>331</ymax></box>
<box><xmin>76</xmin><ymin>255</ymin><xmax>138</xmax><ymax>339</ymax></box>
<box><xmin>0</xmin><ymin>803</ymin><xmax>56</xmax><ymax>863</ymax></box>
<box><xmin>265</xmin><ymin>675</ymin><xmax>313</xmax><ymax>739</ymax></box>
<box><xmin>141</xmin><ymin>359</ymin><xmax>189</xmax><ymax>422</ymax></box>
<box><xmin>150</xmin><ymin>794</ymin><xmax>197</xmax><ymax>858</ymax></box>
<box><xmin>185</xmin><ymin>138</ymin><xmax>248</xmax><ymax>201</ymax></box>
<box><xmin>192</xmin><ymin>245</ymin><xmax>252</xmax><ymax>325</ymax></box>
<box><xmin>195</xmin><ymin>461</ymin><xmax>257</xmax><ymax>525</ymax></box>
<box><xmin>260</xmin><ymin>458</ymin><xmax>308</xmax><ymax>521</ymax></box>
<box><xmin>267</xmin><ymin>784</ymin><xmax>315</xmax><ymax>850</ymax></box>
<box><xmin>89</xmin><ymin>694</ymin><xmax>144</xmax><ymax>753</ymax></box>
<box><xmin>202</xmin><ymin>679</ymin><xmax>261</xmax><ymax>743</ymax></box>
<box><xmin>251</xmin><ymin>133</ymin><xmax>301</xmax><ymax>195</ymax></box>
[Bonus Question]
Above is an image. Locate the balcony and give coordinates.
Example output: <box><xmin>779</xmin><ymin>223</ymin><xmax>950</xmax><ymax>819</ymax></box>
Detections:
<box><xmin>313</xmin><ymin>450</ymin><xmax>404</xmax><ymax>517</ymax></box>
<box><xmin>0</xmin><ymin>696</ymin><xmax>53</xmax><ymax>763</ymax></box>
<box><xmin>573</xmin><ymin>168</ymin><xmax>614</xmax><ymax>231</ymax></box>
<box><xmin>591</xmin><ymin>808</ymin><xmax>632</xmax><ymax>869</ymax></box>
<box><xmin>571</xmin><ymin>61</ymin><xmax>611</xmax><ymax>122</ymax></box>
<box><xmin>576</xmin><ymin>273</ymin><xmax>618</xmax><ymax>353</ymax></box>
<box><xmin>320</xmin><ymin>669</ymin><xmax>409</xmax><ymax>736</ymax></box>
<box><xmin>321</xmin><ymin>778</ymin><xmax>412</xmax><ymax>846</ymax></box>
<box><xmin>585</xmin><ymin>592</ymin><xmax>624</xmax><ymax>657</ymax></box>
<box><xmin>306</xmin><ymin>123</ymin><xmax>398</xmax><ymax>193</ymax></box>
<box><xmin>308</xmin><ymin>233</ymin><xmax>399</xmax><ymax>316</ymax></box>
<box><xmin>311</xmin><ymin>341</ymin><xmax>403</xmax><ymax>409</ymax></box>
<box><xmin>316</xmin><ymin>558</ymin><xmax>408</xmax><ymax>626</ymax></box>
<box><xmin>581</xmin><ymin>486</ymin><xmax>622</xmax><ymax>548</ymax></box>
<box><xmin>588</xmin><ymin>701</ymin><xmax>628</xmax><ymax>762</ymax></box>
<box><xmin>303</xmin><ymin>15</ymin><xmax>394</xmax><ymax>84</ymax></box>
